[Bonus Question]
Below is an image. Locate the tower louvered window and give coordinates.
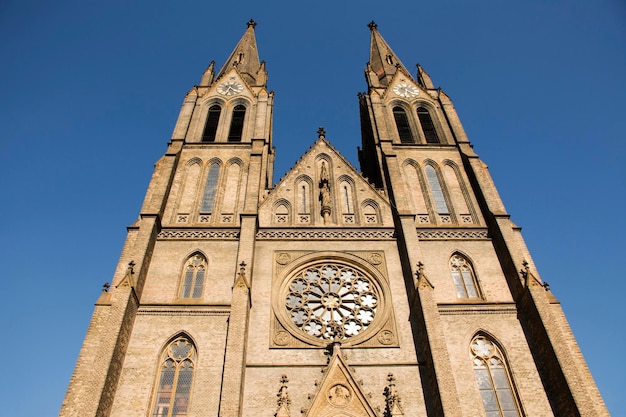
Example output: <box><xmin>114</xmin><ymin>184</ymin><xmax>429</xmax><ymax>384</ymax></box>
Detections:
<box><xmin>425</xmin><ymin>165</ymin><xmax>449</xmax><ymax>213</ymax></box>
<box><xmin>152</xmin><ymin>336</ymin><xmax>196</xmax><ymax>417</ymax></box>
<box><xmin>227</xmin><ymin>105</ymin><xmax>246</xmax><ymax>142</ymax></box>
<box><xmin>201</xmin><ymin>105</ymin><xmax>221</xmax><ymax>142</ymax></box>
<box><xmin>417</xmin><ymin>107</ymin><xmax>440</xmax><ymax>144</ymax></box>
<box><xmin>471</xmin><ymin>335</ymin><xmax>522</xmax><ymax>417</ymax></box>
<box><xmin>179</xmin><ymin>253</ymin><xmax>207</xmax><ymax>299</ymax></box>
<box><xmin>450</xmin><ymin>254</ymin><xmax>481</xmax><ymax>299</ymax></box>
<box><xmin>393</xmin><ymin>107</ymin><xmax>414</xmax><ymax>143</ymax></box>
<box><xmin>200</xmin><ymin>163</ymin><xmax>220</xmax><ymax>213</ymax></box>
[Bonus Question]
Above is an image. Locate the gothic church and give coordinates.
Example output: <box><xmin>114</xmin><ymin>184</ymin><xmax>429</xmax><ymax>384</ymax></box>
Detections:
<box><xmin>60</xmin><ymin>20</ymin><xmax>608</xmax><ymax>417</ymax></box>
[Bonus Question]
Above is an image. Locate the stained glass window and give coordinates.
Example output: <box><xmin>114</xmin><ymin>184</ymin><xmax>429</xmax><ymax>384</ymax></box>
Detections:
<box><xmin>471</xmin><ymin>335</ymin><xmax>522</xmax><ymax>417</ymax></box>
<box><xmin>425</xmin><ymin>165</ymin><xmax>449</xmax><ymax>213</ymax></box>
<box><xmin>450</xmin><ymin>254</ymin><xmax>480</xmax><ymax>299</ymax></box>
<box><xmin>152</xmin><ymin>336</ymin><xmax>196</xmax><ymax>417</ymax></box>
<box><xmin>180</xmin><ymin>254</ymin><xmax>207</xmax><ymax>299</ymax></box>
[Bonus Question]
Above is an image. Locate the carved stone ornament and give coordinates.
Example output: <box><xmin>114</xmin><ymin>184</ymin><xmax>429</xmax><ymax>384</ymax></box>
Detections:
<box><xmin>377</xmin><ymin>330</ymin><xmax>395</xmax><ymax>345</ymax></box>
<box><xmin>273</xmin><ymin>331</ymin><xmax>290</xmax><ymax>346</ymax></box>
<box><xmin>367</xmin><ymin>253</ymin><xmax>383</xmax><ymax>265</ymax></box>
<box><xmin>276</xmin><ymin>253</ymin><xmax>292</xmax><ymax>265</ymax></box>
<box><xmin>302</xmin><ymin>344</ymin><xmax>378</xmax><ymax>417</ymax></box>
<box><xmin>327</xmin><ymin>384</ymin><xmax>351</xmax><ymax>407</ymax></box>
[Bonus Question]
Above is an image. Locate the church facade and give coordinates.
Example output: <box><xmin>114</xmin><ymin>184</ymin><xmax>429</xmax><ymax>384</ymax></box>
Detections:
<box><xmin>59</xmin><ymin>21</ymin><xmax>608</xmax><ymax>417</ymax></box>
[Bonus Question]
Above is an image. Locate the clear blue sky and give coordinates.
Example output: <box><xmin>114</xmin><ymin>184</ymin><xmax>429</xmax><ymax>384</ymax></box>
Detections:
<box><xmin>1</xmin><ymin>1</ymin><xmax>624</xmax><ymax>415</ymax></box>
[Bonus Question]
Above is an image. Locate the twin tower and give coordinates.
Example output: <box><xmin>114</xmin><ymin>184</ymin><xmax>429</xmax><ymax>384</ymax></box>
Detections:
<box><xmin>60</xmin><ymin>20</ymin><xmax>607</xmax><ymax>417</ymax></box>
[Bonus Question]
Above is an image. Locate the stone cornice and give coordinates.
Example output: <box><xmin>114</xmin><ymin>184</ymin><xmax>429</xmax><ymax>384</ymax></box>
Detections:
<box><xmin>257</xmin><ymin>228</ymin><xmax>395</xmax><ymax>240</ymax></box>
<box><xmin>417</xmin><ymin>228</ymin><xmax>489</xmax><ymax>240</ymax></box>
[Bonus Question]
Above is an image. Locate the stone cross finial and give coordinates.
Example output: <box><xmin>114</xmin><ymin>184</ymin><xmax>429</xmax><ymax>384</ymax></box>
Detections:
<box><xmin>415</xmin><ymin>262</ymin><xmax>424</xmax><ymax>279</ymax></box>
<box><xmin>247</xmin><ymin>19</ymin><xmax>257</xmax><ymax>28</ymax></box>
<box><xmin>520</xmin><ymin>260</ymin><xmax>530</xmax><ymax>284</ymax></box>
<box><xmin>275</xmin><ymin>374</ymin><xmax>291</xmax><ymax>417</ymax></box>
<box><xmin>367</xmin><ymin>21</ymin><xmax>378</xmax><ymax>31</ymax></box>
<box><xmin>384</xmin><ymin>373</ymin><xmax>404</xmax><ymax>417</ymax></box>
<box><xmin>317</xmin><ymin>126</ymin><xmax>326</xmax><ymax>139</ymax></box>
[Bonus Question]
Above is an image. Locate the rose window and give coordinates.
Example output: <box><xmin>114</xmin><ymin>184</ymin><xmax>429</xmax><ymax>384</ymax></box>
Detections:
<box><xmin>285</xmin><ymin>263</ymin><xmax>379</xmax><ymax>341</ymax></box>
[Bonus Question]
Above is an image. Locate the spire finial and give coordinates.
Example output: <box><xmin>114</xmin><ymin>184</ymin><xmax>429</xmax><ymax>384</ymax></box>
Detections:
<box><xmin>367</xmin><ymin>20</ymin><xmax>378</xmax><ymax>31</ymax></box>
<box><xmin>384</xmin><ymin>373</ymin><xmax>405</xmax><ymax>417</ymax></box>
<box><xmin>247</xmin><ymin>18</ymin><xmax>257</xmax><ymax>28</ymax></box>
<box><xmin>317</xmin><ymin>126</ymin><xmax>326</xmax><ymax>139</ymax></box>
<box><xmin>275</xmin><ymin>374</ymin><xmax>291</xmax><ymax>417</ymax></box>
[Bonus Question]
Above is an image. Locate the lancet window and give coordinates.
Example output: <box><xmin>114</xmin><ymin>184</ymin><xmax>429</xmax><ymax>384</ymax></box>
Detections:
<box><xmin>425</xmin><ymin>165</ymin><xmax>449</xmax><ymax>213</ymax></box>
<box><xmin>227</xmin><ymin>105</ymin><xmax>246</xmax><ymax>142</ymax></box>
<box><xmin>450</xmin><ymin>253</ymin><xmax>481</xmax><ymax>299</ymax></box>
<box><xmin>179</xmin><ymin>253</ymin><xmax>207</xmax><ymax>299</ymax></box>
<box><xmin>200</xmin><ymin>163</ymin><xmax>220</xmax><ymax>213</ymax></box>
<box><xmin>417</xmin><ymin>107</ymin><xmax>440</xmax><ymax>143</ymax></box>
<box><xmin>201</xmin><ymin>105</ymin><xmax>221</xmax><ymax>142</ymax></box>
<box><xmin>471</xmin><ymin>334</ymin><xmax>522</xmax><ymax>417</ymax></box>
<box><xmin>393</xmin><ymin>107</ymin><xmax>414</xmax><ymax>143</ymax></box>
<box><xmin>151</xmin><ymin>336</ymin><xmax>196</xmax><ymax>417</ymax></box>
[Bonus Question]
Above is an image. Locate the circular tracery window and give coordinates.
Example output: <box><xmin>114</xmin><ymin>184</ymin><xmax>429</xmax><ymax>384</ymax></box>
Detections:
<box><xmin>285</xmin><ymin>262</ymin><xmax>380</xmax><ymax>341</ymax></box>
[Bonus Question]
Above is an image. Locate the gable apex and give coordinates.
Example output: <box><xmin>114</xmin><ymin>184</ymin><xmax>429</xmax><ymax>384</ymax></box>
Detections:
<box><xmin>303</xmin><ymin>344</ymin><xmax>379</xmax><ymax>417</ymax></box>
<box><xmin>259</xmin><ymin>137</ymin><xmax>392</xmax><ymax>228</ymax></box>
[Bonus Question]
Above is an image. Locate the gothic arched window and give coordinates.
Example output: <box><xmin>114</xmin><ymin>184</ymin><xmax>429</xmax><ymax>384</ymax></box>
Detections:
<box><xmin>151</xmin><ymin>336</ymin><xmax>196</xmax><ymax>417</ymax></box>
<box><xmin>471</xmin><ymin>334</ymin><xmax>522</xmax><ymax>417</ymax></box>
<box><xmin>450</xmin><ymin>253</ymin><xmax>481</xmax><ymax>299</ymax></box>
<box><xmin>227</xmin><ymin>105</ymin><xmax>246</xmax><ymax>142</ymax></box>
<box><xmin>200</xmin><ymin>163</ymin><xmax>220</xmax><ymax>213</ymax></box>
<box><xmin>179</xmin><ymin>253</ymin><xmax>207</xmax><ymax>299</ymax></box>
<box><xmin>393</xmin><ymin>107</ymin><xmax>414</xmax><ymax>143</ymax></box>
<box><xmin>417</xmin><ymin>107</ymin><xmax>440</xmax><ymax>144</ymax></box>
<box><xmin>425</xmin><ymin>165</ymin><xmax>449</xmax><ymax>213</ymax></box>
<box><xmin>201</xmin><ymin>105</ymin><xmax>221</xmax><ymax>142</ymax></box>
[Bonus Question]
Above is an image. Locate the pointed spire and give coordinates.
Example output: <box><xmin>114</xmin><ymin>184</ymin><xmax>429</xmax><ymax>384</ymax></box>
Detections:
<box><xmin>416</xmin><ymin>63</ymin><xmax>434</xmax><ymax>89</ymax></box>
<box><xmin>367</xmin><ymin>21</ymin><xmax>411</xmax><ymax>87</ymax></box>
<box><xmin>217</xmin><ymin>19</ymin><xmax>263</xmax><ymax>86</ymax></box>
<box><xmin>199</xmin><ymin>61</ymin><xmax>215</xmax><ymax>86</ymax></box>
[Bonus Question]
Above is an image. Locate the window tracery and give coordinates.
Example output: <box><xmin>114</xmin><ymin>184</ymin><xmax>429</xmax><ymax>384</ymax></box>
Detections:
<box><xmin>285</xmin><ymin>262</ymin><xmax>380</xmax><ymax>341</ymax></box>
<box><xmin>450</xmin><ymin>253</ymin><xmax>481</xmax><ymax>299</ymax></box>
<box><xmin>179</xmin><ymin>253</ymin><xmax>207</xmax><ymax>299</ymax></box>
<box><xmin>471</xmin><ymin>334</ymin><xmax>522</xmax><ymax>417</ymax></box>
<box><xmin>151</xmin><ymin>336</ymin><xmax>196</xmax><ymax>417</ymax></box>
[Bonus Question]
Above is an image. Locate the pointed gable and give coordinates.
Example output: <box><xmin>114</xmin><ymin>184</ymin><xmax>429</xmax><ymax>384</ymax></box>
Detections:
<box><xmin>303</xmin><ymin>344</ymin><xmax>378</xmax><ymax>417</ymax></box>
<box><xmin>259</xmin><ymin>137</ymin><xmax>393</xmax><ymax>228</ymax></box>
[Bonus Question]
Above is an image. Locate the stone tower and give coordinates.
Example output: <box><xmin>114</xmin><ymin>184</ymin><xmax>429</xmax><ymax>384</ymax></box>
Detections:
<box><xmin>59</xmin><ymin>21</ymin><xmax>608</xmax><ymax>417</ymax></box>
